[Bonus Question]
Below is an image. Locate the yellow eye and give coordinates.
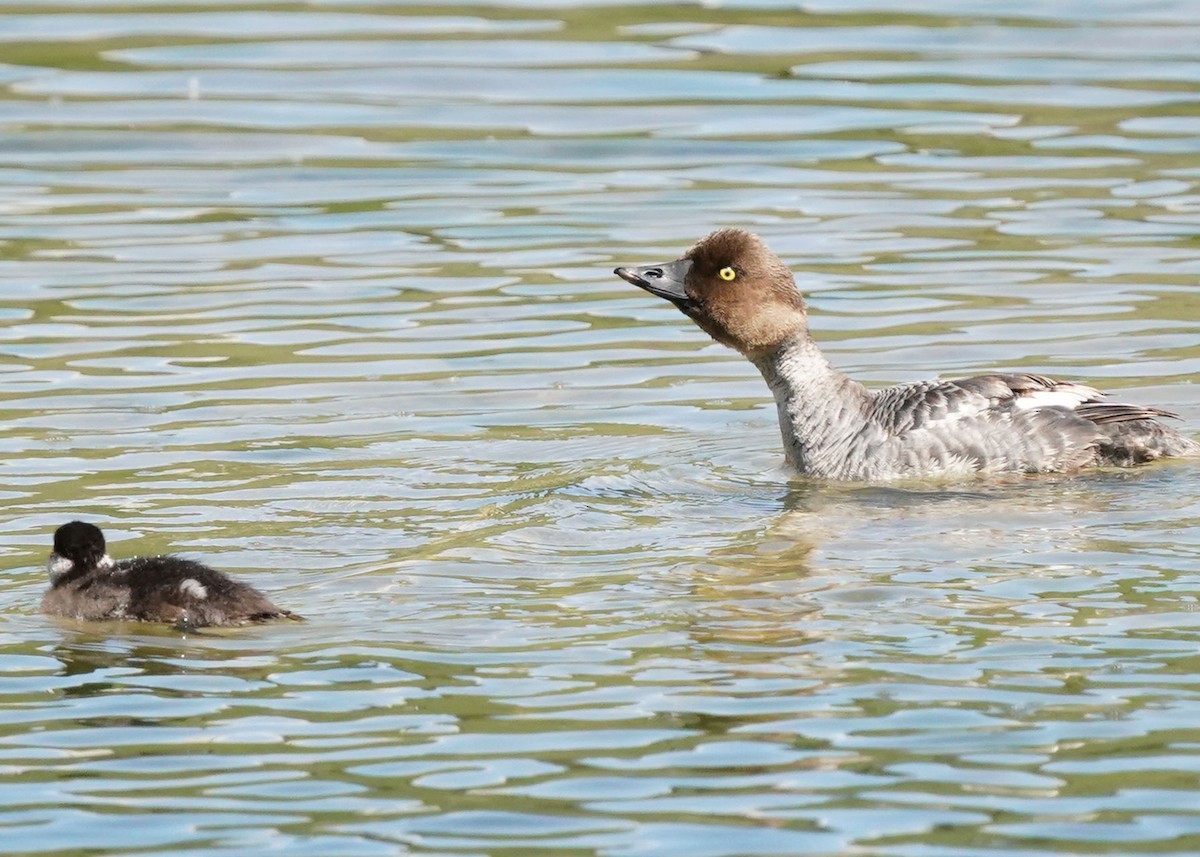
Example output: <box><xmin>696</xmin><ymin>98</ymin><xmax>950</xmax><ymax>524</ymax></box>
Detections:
<box><xmin>718</xmin><ymin>266</ymin><xmax>737</xmax><ymax>281</ymax></box>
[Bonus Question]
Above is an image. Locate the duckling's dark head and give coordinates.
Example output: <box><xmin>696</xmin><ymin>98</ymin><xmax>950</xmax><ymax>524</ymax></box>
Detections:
<box><xmin>49</xmin><ymin>521</ymin><xmax>110</xmax><ymax>582</ymax></box>
<box><xmin>615</xmin><ymin>229</ymin><xmax>808</xmax><ymax>354</ymax></box>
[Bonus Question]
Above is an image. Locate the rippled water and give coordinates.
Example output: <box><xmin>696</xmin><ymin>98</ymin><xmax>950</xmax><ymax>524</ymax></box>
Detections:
<box><xmin>1</xmin><ymin>1</ymin><xmax>1199</xmax><ymax>854</ymax></box>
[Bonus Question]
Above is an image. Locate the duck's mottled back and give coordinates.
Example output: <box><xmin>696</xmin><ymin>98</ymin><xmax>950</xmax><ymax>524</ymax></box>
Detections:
<box><xmin>615</xmin><ymin>229</ymin><xmax>1200</xmax><ymax>481</ymax></box>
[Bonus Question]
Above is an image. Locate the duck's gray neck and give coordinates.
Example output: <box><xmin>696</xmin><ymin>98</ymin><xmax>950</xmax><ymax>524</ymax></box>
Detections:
<box><xmin>749</xmin><ymin>331</ymin><xmax>871</xmax><ymax>476</ymax></box>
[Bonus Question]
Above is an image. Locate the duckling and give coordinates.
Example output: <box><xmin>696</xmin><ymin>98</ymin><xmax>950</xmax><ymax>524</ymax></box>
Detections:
<box><xmin>616</xmin><ymin>228</ymin><xmax>1200</xmax><ymax>481</ymax></box>
<box><xmin>41</xmin><ymin>521</ymin><xmax>302</xmax><ymax>628</ymax></box>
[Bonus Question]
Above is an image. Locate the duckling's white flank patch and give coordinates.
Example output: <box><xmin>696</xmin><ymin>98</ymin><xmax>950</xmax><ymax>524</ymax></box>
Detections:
<box><xmin>46</xmin><ymin>553</ymin><xmax>73</xmax><ymax>583</ymax></box>
<box><xmin>179</xmin><ymin>578</ymin><xmax>208</xmax><ymax>600</ymax></box>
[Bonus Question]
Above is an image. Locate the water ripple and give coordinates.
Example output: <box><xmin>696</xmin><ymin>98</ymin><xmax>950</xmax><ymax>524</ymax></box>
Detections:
<box><xmin>0</xmin><ymin>1</ymin><xmax>1198</xmax><ymax>856</ymax></box>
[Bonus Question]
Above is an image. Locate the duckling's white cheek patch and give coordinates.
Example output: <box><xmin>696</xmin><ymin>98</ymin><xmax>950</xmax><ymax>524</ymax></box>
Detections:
<box><xmin>97</xmin><ymin>554</ymin><xmax>115</xmax><ymax>571</ymax></box>
<box><xmin>46</xmin><ymin>553</ymin><xmax>73</xmax><ymax>582</ymax></box>
<box><xmin>179</xmin><ymin>579</ymin><xmax>208</xmax><ymax>600</ymax></box>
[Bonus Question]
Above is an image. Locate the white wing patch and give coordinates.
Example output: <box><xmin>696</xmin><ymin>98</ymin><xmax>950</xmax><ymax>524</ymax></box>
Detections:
<box><xmin>179</xmin><ymin>578</ymin><xmax>208</xmax><ymax>600</ymax></box>
<box><xmin>1012</xmin><ymin>384</ymin><xmax>1101</xmax><ymax>411</ymax></box>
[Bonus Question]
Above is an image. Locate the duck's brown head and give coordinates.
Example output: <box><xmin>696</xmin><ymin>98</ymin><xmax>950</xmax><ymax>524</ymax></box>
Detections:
<box><xmin>614</xmin><ymin>229</ymin><xmax>807</xmax><ymax>354</ymax></box>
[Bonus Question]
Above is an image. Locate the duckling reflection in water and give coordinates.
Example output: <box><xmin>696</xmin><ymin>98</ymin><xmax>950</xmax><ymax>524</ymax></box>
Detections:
<box><xmin>41</xmin><ymin>521</ymin><xmax>302</xmax><ymax>629</ymax></box>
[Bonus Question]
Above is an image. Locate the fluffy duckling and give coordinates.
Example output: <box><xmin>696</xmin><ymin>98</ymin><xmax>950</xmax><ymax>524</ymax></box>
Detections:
<box><xmin>41</xmin><ymin>521</ymin><xmax>301</xmax><ymax>628</ymax></box>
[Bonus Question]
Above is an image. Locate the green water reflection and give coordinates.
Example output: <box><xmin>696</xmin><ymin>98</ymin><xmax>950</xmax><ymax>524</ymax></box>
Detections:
<box><xmin>0</xmin><ymin>1</ymin><xmax>1199</xmax><ymax>855</ymax></box>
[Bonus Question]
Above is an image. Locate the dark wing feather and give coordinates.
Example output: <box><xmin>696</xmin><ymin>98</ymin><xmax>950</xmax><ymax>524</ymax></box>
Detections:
<box><xmin>1076</xmin><ymin>403</ymin><xmax>1180</xmax><ymax>424</ymax></box>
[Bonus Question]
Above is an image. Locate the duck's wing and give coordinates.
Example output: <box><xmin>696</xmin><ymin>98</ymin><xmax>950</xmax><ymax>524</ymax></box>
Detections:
<box><xmin>873</xmin><ymin>373</ymin><xmax>1098</xmax><ymax>432</ymax></box>
<box><xmin>868</xmin><ymin>373</ymin><xmax>1199</xmax><ymax>474</ymax></box>
<box><xmin>866</xmin><ymin>373</ymin><xmax>1105</xmax><ymax>474</ymax></box>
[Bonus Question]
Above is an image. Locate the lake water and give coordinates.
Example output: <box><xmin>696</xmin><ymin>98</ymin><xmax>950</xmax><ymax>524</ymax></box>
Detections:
<box><xmin>1</xmin><ymin>1</ymin><xmax>1199</xmax><ymax>854</ymax></box>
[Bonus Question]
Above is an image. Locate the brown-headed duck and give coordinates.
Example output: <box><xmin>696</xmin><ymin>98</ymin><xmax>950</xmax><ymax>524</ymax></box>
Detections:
<box><xmin>615</xmin><ymin>228</ymin><xmax>1200</xmax><ymax>481</ymax></box>
<box><xmin>41</xmin><ymin>521</ymin><xmax>302</xmax><ymax>628</ymax></box>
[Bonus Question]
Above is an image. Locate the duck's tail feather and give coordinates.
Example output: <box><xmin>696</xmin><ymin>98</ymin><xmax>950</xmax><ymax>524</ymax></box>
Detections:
<box><xmin>1079</xmin><ymin>403</ymin><xmax>1200</xmax><ymax>466</ymax></box>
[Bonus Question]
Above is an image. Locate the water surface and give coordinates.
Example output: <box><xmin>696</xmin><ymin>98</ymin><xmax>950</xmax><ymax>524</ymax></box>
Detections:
<box><xmin>1</xmin><ymin>1</ymin><xmax>1199</xmax><ymax>855</ymax></box>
